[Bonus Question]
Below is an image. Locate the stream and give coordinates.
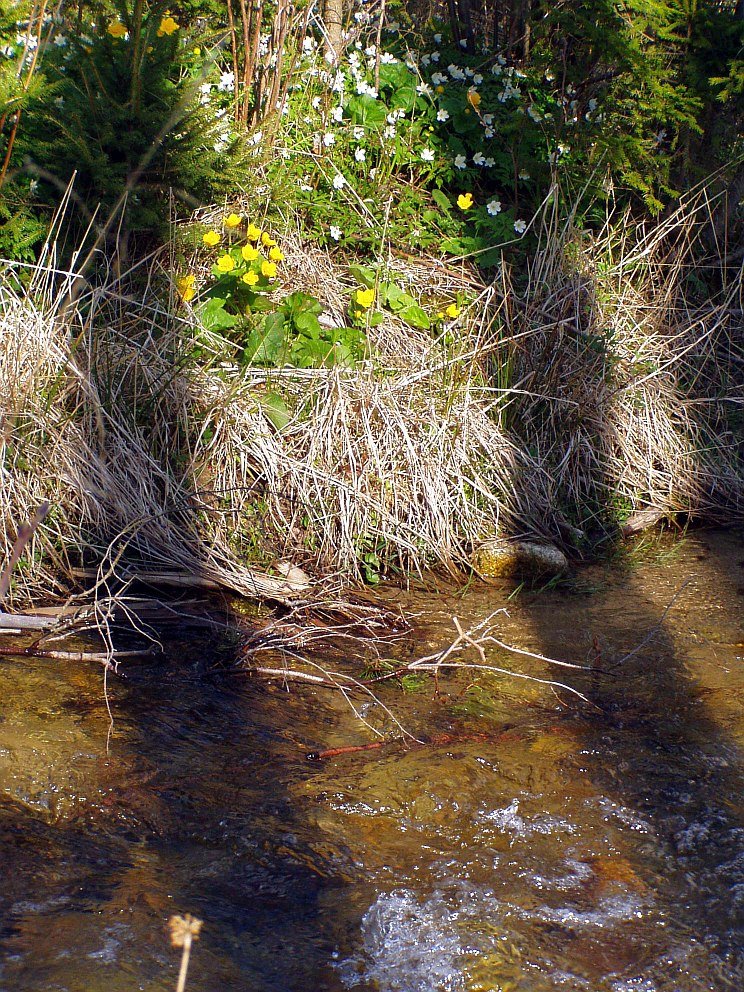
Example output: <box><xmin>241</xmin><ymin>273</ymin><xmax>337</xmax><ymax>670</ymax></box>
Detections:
<box><xmin>0</xmin><ymin>529</ymin><xmax>742</xmax><ymax>991</ymax></box>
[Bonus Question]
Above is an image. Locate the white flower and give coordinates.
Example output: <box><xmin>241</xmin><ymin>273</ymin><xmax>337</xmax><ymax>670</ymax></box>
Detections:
<box><xmin>379</xmin><ymin>52</ymin><xmax>397</xmax><ymax>64</ymax></box>
<box><xmin>527</xmin><ymin>105</ymin><xmax>542</xmax><ymax>122</ymax></box>
<box><xmin>491</xmin><ymin>64</ymin><xmax>503</xmax><ymax>77</ymax></box>
<box><xmin>421</xmin><ymin>148</ymin><xmax>435</xmax><ymax>162</ymax></box>
<box><xmin>312</xmin><ymin>96</ymin><xmax>322</xmax><ymax>110</ymax></box>
<box><xmin>459</xmin><ymin>38</ymin><xmax>468</xmax><ymax>48</ymax></box>
<box><xmin>430</xmin><ymin>52</ymin><xmax>440</xmax><ymax>63</ymax></box>
<box><xmin>416</xmin><ymin>82</ymin><xmax>432</xmax><ymax>96</ymax></box>
<box><xmin>514</xmin><ymin>219</ymin><xmax>527</xmax><ymax>234</ymax></box>
<box><xmin>303</xmin><ymin>36</ymin><xmax>315</xmax><ymax>53</ymax></box>
<box><xmin>353</xmin><ymin>126</ymin><xmax>365</xmax><ymax>140</ymax></box>
<box><xmin>386</xmin><ymin>112</ymin><xmax>398</xmax><ymax>125</ymax></box>
<box><xmin>473</xmin><ymin>73</ymin><xmax>483</xmax><ymax>85</ymax></box>
<box><xmin>431</xmin><ymin>72</ymin><xmax>447</xmax><ymax>86</ymax></box>
<box><xmin>28</xmin><ymin>179</ymin><xmax>38</xmax><ymax>194</ymax></box>
<box><xmin>218</xmin><ymin>70</ymin><xmax>235</xmax><ymax>92</ymax></box>
<box><xmin>484</xmin><ymin>127</ymin><xmax>494</xmax><ymax>139</ymax></box>
<box><xmin>1</xmin><ymin>45</ymin><xmax>14</xmax><ymax>58</ymax></box>
<box><xmin>464</xmin><ymin>67</ymin><xmax>474</xmax><ymax>78</ymax></box>
<box><xmin>433</xmin><ymin>33</ymin><xmax>442</xmax><ymax>44</ymax></box>
<box><xmin>331</xmin><ymin>105</ymin><xmax>344</xmax><ymax>122</ymax></box>
<box><xmin>588</xmin><ymin>98</ymin><xmax>598</xmax><ymax>112</ymax></box>
<box><xmin>53</xmin><ymin>34</ymin><xmax>68</xmax><ymax>47</ymax></box>
<box><xmin>482</xmin><ymin>114</ymin><xmax>494</xmax><ymax>125</ymax></box>
<box><xmin>436</xmin><ymin>108</ymin><xmax>450</xmax><ymax>122</ymax></box>
<box><xmin>365</xmin><ymin>45</ymin><xmax>376</xmax><ymax>57</ymax></box>
<box><xmin>354</xmin><ymin>147</ymin><xmax>366</xmax><ymax>162</ymax></box>
<box><xmin>518</xmin><ymin>170</ymin><xmax>530</xmax><ymax>180</ymax></box>
<box><xmin>54</xmin><ymin>95</ymin><xmax>65</xmax><ymax>108</ymax></box>
<box><xmin>200</xmin><ymin>82</ymin><xmax>212</xmax><ymax>95</ymax></box>
<box><xmin>323</xmin><ymin>132</ymin><xmax>335</xmax><ymax>147</ymax></box>
<box><xmin>484</xmin><ymin>157</ymin><xmax>495</xmax><ymax>168</ymax></box>
<box><xmin>421</xmin><ymin>55</ymin><xmax>430</xmax><ymax>67</ymax></box>
<box><xmin>454</xmin><ymin>154</ymin><xmax>467</xmax><ymax>169</ymax></box>
<box><xmin>383</xmin><ymin>125</ymin><xmax>396</xmax><ymax>140</ymax></box>
<box><xmin>545</xmin><ymin>70</ymin><xmax>555</xmax><ymax>82</ymax></box>
<box><xmin>369</xmin><ymin>167</ymin><xmax>377</xmax><ymax>179</ymax></box>
<box><xmin>329</xmin><ymin>225</ymin><xmax>342</xmax><ymax>241</ymax></box>
<box><xmin>487</xmin><ymin>199</ymin><xmax>502</xmax><ymax>215</ymax></box>
<box><xmin>332</xmin><ymin>173</ymin><xmax>346</xmax><ymax>189</ymax></box>
<box><xmin>473</xmin><ymin>151</ymin><xmax>485</xmax><ymax>166</ymax></box>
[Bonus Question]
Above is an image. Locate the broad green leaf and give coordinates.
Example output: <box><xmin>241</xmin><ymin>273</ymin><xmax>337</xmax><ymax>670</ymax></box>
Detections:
<box><xmin>349</xmin><ymin>264</ymin><xmax>377</xmax><ymax>287</ymax></box>
<box><xmin>198</xmin><ymin>297</ymin><xmax>238</xmax><ymax>333</ymax></box>
<box><xmin>259</xmin><ymin>391</ymin><xmax>291</xmax><ymax>431</ymax></box>
<box><xmin>397</xmin><ymin>303</ymin><xmax>431</xmax><ymax>330</ymax></box>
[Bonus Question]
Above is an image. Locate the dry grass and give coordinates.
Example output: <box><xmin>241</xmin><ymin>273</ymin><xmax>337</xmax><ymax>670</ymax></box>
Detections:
<box><xmin>1</xmin><ymin>188</ymin><xmax>742</xmax><ymax>610</ymax></box>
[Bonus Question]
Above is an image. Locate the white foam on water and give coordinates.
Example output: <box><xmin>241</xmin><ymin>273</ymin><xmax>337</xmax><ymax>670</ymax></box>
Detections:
<box><xmin>481</xmin><ymin>798</ymin><xmax>577</xmax><ymax>841</ymax></box>
<box><xmin>336</xmin><ymin>889</ymin><xmax>468</xmax><ymax>992</ymax></box>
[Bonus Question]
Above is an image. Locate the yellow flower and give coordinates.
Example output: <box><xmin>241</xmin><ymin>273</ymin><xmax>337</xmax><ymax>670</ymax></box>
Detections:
<box><xmin>261</xmin><ymin>260</ymin><xmax>277</xmax><ymax>278</ymax></box>
<box><xmin>242</xmin><ymin>270</ymin><xmax>259</xmax><ymax>285</ymax></box>
<box><xmin>260</xmin><ymin>232</ymin><xmax>277</xmax><ymax>248</ymax></box>
<box><xmin>467</xmin><ymin>89</ymin><xmax>481</xmax><ymax>109</ymax></box>
<box><xmin>157</xmin><ymin>15</ymin><xmax>180</xmax><ymax>37</ymax></box>
<box><xmin>354</xmin><ymin>287</ymin><xmax>375</xmax><ymax>309</ymax></box>
<box><xmin>445</xmin><ymin>303</ymin><xmax>460</xmax><ymax>318</ymax></box>
<box><xmin>457</xmin><ymin>192</ymin><xmax>474</xmax><ymax>210</ymax></box>
<box><xmin>224</xmin><ymin>212</ymin><xmax>242</xmax><ymax>228</ymax></box>
<box><xmin>268</xmin><ymin>246</ymin><xmax>284</xmax><ymax>262</ymax></box>
<box><xmin>176</xmin><ymin>275</ymin><xmax>196</xmax><ymax>302</ymax></box>
<box><xmin>107</xmin><ymin>21</ymin><xmax>127</xmax><ymax>38</ymax></box>
<box><xmin>192</xmin><ymin>47</ymin><xmax>201</xmax><ymax>56</ymax></box>
<box><xmin>241</xmin><ymin>244</ymin><xmax>259</xmax><ymax>261</ymax></box>
<box><xmin>216</xmin><ymin>254</ymin><xmax>235</xmax><ymax>272</ymax></box>
<box><xmin>202</xmin><ymin>230</ymin><xmax>220</xmax><ymax>247</ymax></box>
<box><xmin>435</xmin><ymin>85</ymin><xmax>444</xmax><ymax>94</ymax></box>
<box><xmin>246</xmin><ymin>223</ymin><xmax>261</xmax><ymax>241</ymax></box>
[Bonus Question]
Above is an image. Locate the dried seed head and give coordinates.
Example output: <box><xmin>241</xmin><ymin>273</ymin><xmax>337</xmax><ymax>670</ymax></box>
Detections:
<box><xmin>168</xmin><ymin>913</ymin><xmax>203</xmax><ymax>948</ymax></box>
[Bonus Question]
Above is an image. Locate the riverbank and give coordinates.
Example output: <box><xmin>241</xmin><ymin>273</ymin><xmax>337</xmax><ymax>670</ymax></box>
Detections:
<box><xmin>1</xmin><ymin>190</ymin><xmax>742</xmax><ymax>618</ymax></box>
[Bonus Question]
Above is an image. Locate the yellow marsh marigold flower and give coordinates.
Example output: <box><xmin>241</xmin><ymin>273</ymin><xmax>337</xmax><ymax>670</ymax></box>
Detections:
<box><xmin>467</xmin><ymin>88</ymin><xmax>481</xmax><ymax>109</ymax></box>
<box><xmin>261</xmin><ymin>260</ymin><xmax>277</xmax><ymax>278</ymax></box>
<box><xmin>176</xmin><ymin>275</ymin><xmax>195</xmax><ymax>302</ymax></box>
<box><xmin>260</xmin><ymin>232</ymin><xmax>277</xmax><ymax>248</ymax></box>
<box><xmin>224</xmin><ymin>212</ymin><xmax>242</xmax><ymax>228</ymax></box>
<box><xmin>445</xmin><ymin>303</ymin><xmax>460</xmax><ymax>318</ymax></box>
<box><xmin>242</xmin><ymin>270</ymin><xmax>259</xmax><ymax>285</ymax></box>
<box><xmin>241</xmin><ymin>244</ymin><xmax>259</xmax><ymax>261</ymax></box>
<box><xmin>157</xmin><ymin>15</ymin><xmax>180</xmax><ymax>37</ymax></box>
<box><xmin>107</xmin><ymin>21</ymin><xmax>127</xmax><ymax>38</ymax></box>
<box><xmin>354</xmin><ymin>287</ymin><xmax>375</xmax><ymax>309</ymax></box>
<box><xmin>268</xmin><ymin>246</ymin><xmax>284</xmax><ymax>262</ymax></box>
<box><xmin>202</xmin><ymin>230</ymin><xmax>220</xmax><ymax>247</ymax></box>
<box><xmin>457</xmin><ymin>192</ymin><xmax>474</xmax><ymax>210</ymax></box>
<box><xmin>216</xmin><ymin>254</ymin><xmax>235</xmax><ymax>272</ymax></box>
<box><xmin>246</xmin><ymin>223</ymin><xmax>261</xmax><ymax>241</ymax></box>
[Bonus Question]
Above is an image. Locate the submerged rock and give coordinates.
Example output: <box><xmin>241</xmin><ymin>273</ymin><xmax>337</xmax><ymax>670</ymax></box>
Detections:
<box><xmin>471</xmin><ymin>537</ymin><xmax>568</xmax><ymax>579</ymax></box>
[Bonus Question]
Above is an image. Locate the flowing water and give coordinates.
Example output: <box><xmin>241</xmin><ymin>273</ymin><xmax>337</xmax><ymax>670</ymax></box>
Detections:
<box><xmin>1</xmin><ymin>530</ymin><xmax>742</xmax><ymax>991</ymax></box>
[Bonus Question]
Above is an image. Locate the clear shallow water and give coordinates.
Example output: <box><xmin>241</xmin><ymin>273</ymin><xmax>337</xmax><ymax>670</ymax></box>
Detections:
<box><xmin>0</xmin><ymin>530</ymin><xmax>742</xmax><ymax>991</ymax></box>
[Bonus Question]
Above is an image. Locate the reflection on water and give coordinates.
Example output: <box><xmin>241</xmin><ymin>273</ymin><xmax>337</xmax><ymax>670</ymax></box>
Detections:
<box><xmin>0</xmin><ymin>530</ymin><xmax>742</xmax><ymax>991</ymax></box>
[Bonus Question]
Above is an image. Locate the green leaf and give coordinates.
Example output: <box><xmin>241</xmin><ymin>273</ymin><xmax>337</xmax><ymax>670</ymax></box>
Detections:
<box><xmin>349</xmin><ymin>264</ymin><xmax>378</xmax><ymax>288</ymax></box>
<box><xmin>198</xmin><ymin>297</ymin><xmax>238</xmax><ymax>333</ymax></box>
<box><xmin>259</xmin><ymin>391</ymin><xmax>291</xmax><ymax>431</ymax></box>
<box><xmin>431</xmin><ymin>189</ymin><xmax>453</xmax><ymax>213</ymax></box>
<box><xmin>346</xmin><ymin>94</ymin><xmax>387</xmax><ymax>127</ymax></box>
<box><xmin>243</xmin><ymin>311</ymin><xmax>287</xmax><ymax>365</ymax></box>
<box><xmin>397</xmin><ymin>303</ymin><xmax>431</xmax><ymax>330</ymax></box>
